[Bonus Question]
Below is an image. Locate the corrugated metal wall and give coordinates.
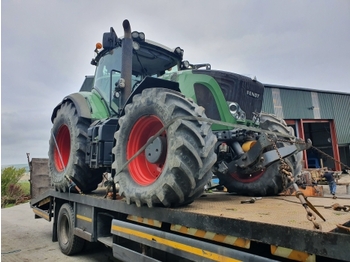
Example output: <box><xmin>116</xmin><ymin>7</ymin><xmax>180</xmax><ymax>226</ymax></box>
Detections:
<box><xmin>261</xmin><ymin>88</ymin><xmax>274</xmax><ymax>114</ymax></box>
<box><xmin>318</xmin><ymin>93</ymin><xmax>334</xmax><ymax>119</ymax></box>
<box><xmin>279</xmin><ymin>89</ymin><xmax>314</xmax><ymax>119</ymax></box>
<box><xmin>262</xmin><ymin>85</ymin><xmax>350</xmax><ymax>144</ymax></box>
<box><xmin>331</xmin><ymin>94</ymin><xmax>350</xmax><ymax>144</ymax></box>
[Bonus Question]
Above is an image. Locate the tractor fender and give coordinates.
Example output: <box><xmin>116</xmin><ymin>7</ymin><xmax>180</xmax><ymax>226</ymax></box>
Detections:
<box><xmin>51</xmin><ymin>93</ymin><xmax>92</xmax><ymax>123</ymax></box>
<box><xmin>120</xmin><ymin>77</ymin><xmax>180</xmax><ymax>116</ymax></box>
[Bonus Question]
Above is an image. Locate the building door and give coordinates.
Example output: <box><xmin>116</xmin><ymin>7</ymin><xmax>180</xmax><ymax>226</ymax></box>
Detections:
<box><xmin>286</xmin><ymin>119</ymin><xmax>341</xmax><ymax>170</ymax></box>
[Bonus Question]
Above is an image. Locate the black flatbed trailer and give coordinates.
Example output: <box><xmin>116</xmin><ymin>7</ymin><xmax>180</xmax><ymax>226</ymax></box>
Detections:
<box><xmin>30</xmin><ymin>185</ymin><xmax>350</xmax><ymax>262</ymax></box>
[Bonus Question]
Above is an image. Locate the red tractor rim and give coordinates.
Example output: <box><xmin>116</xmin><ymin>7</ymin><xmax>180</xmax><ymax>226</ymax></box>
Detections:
<box><xmin>127</xmin><ymin>115</ymin><xmax>166</xmax><ymax>186</ymax></box>
<box><xmin>230</xmin><ymin>170</ymin><xmax>265</xmax><ymax>183</ymax></box>
<box><xmin>54</xmin><ymin>125</ymin><xmax>70</xmax><ymax>172</ymax></box>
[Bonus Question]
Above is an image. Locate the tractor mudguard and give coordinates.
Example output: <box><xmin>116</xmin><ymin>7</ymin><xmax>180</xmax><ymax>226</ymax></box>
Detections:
<box><xmin>120</xmin><ymin>77</ymin><xmax>180</xmax><ymax>116</ymax></box>
<box><xmin>51</xmin><ymin>93</ymin><xmax>91</xmax><ymax>123</ymax></box>
<box><xmin>51</xmin><ymin>92</ymin><xmax>110</xmax><ymax>123</ymax></box>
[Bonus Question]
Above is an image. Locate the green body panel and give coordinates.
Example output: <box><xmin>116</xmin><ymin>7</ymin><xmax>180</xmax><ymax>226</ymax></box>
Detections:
<box><xmin>162</xmin><ymin>71</ymin><xmax>246</xmax><ymax>131</ymax></box>
<box><xmin>78</xmin><ymin>90</ymin><xmax>110</xmax><ymax>120</ymax></box>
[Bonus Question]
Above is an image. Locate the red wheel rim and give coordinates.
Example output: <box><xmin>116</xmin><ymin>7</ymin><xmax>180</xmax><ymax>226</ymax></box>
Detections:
<box><xmin>127</xmin><ymin>115</ymin><xmax>166</xmax><ymax>186</ymax></box>
<box><xmin>230</xmin><ymin>169</ymin><xmax>265</xmax><ymax>183</ymax></box>
<box><xmin>54</xmin><ymin>125</ymin><xmax>70</xmax><ymax>172</ymax></box>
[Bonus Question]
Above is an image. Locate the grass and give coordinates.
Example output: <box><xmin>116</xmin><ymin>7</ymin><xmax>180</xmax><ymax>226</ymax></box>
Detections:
<box><xmin>1</xmin><ymin>182</ymin><xmax>31</xmax><ymax>208</ymax></box>
<box><xmin>18</xmin><ymin>181</ymin><xmax>31</xmax><ymax>196</ymax></box>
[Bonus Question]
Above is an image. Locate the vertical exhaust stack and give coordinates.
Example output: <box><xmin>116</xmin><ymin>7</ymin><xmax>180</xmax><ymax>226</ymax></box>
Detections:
<box><xmin>120</xmin><ymin>19</ymin><xmax>133</xmax><ymax>107</ymax></box>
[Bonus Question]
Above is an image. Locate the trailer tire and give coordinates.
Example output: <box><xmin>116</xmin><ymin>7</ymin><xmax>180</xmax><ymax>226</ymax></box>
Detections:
<box><xmin>48</xmin><ymin>102</ymin><xmax>103</xmax><ymax>193</ymax></box>
<box><xmin>57</xmin><ymin>203</ymin><xmax>85</xmax><ymax>255</ymax></box>
<box><xmin>221</xmin><ymin>113</ymin><xmax>302</xmax><ymax>196</ymax></box>
<box><xmin>112</xmin><ymin>88</ymin><xmax>217</xmax><ymax>207</ymax></box>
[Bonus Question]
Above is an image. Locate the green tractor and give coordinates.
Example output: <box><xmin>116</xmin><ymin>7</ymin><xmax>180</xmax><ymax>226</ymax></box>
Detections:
<box><xmin>49</xmin><ymin>20</ymin><xmax>309</xmax><ymax>207</ymax></box>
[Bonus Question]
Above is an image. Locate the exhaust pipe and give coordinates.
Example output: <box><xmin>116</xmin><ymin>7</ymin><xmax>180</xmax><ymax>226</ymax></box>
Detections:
<box><xmin>120</xmin><ymin>19</ymin><xmax>133</xmax><ymax>107</ymax></box>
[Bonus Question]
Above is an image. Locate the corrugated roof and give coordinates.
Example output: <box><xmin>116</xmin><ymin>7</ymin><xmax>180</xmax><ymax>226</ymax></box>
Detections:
<box><xmin>264</xmin><ymin>83</ymin><xmax>350</xmax><ymax>96</ymax></box>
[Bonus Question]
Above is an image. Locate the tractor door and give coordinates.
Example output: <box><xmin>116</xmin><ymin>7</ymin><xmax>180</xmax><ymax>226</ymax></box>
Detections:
<box><xmin>93</xmin><ymin>47</ymin><xmax>141</xmax><ymax>114</ymax></box>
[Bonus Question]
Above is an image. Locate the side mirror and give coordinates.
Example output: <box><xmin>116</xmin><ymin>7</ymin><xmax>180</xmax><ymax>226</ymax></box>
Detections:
<box><xmin>103</xmin><ymin>27</ymin><xmax>118</xmax><ymax>50</ymax></box>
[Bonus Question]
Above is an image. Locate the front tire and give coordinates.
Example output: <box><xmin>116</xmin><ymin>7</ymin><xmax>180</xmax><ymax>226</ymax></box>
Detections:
<box><xmin>48</xmin><ymin>102</ymin><xmax>103</xmax><ymax>192</ymax></box>
<box><xmin>112</xmin><ymin>88</ymin><xmax>217</xmax><ymax>207</ymax></box>
<box><xmin>57</xmin><ymin>203</ymin><xmax>85</xmax><ymax>255</ymax></box>
<box><xmin>259</xmin><ymin>113</ymin><xmax>303</xmax><ymax>190</ymax></box>
<box><xmin>221</xmin><ymin>113</ymin><xmax>302</xmax><ymax>196</ymax></box>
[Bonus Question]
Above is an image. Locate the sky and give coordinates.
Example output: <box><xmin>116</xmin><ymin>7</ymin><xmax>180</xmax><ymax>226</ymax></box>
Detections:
<box><xmin>1</xmin><ymin>0</ymin><xmax>350</xmax><ymax>165</ymax></box>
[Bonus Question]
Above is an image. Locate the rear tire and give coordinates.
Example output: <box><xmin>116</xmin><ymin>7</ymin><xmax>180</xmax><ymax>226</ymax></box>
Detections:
<box><xmin>112</xmin><ymin>88</ymin><xmax>217</xmax><ymax>207</ymax></box>
<box><xmin>221</xmin><ymin>113</ymin><xmax>302</xmax><ymax>196</ymax></box>
<box><xmin>48</xmin><ymin>102</ymin><xmax>103</xmax><ymax>192</ymax></box>
<box><xmin>57</xmin><ymin>203</ymin><xmax>85</xmax><ymax>255</ymax></box>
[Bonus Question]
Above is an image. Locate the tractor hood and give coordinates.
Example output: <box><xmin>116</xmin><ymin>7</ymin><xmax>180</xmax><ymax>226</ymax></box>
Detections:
<box><xmin>193</xmin><ymin>70</ymin><xmax>264</xmax><ymax>121</ymax></box>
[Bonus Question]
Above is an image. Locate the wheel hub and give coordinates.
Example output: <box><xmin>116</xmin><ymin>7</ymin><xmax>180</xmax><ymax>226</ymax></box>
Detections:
<box><xmin>145</xmin><ymin>136</ymin><xmax>166</xmax><ymax>164</ymax></box>
<box><xmin>127</xmin><ymin>115</ymin><xmax>166</xmax><ymax>185</ymax></box>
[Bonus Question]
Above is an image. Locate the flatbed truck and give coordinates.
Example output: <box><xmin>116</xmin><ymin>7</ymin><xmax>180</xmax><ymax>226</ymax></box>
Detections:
<box><xmin>30</xmin><ymin>158</ymin><xmax>350</xmax><ymax>262</ymax></box>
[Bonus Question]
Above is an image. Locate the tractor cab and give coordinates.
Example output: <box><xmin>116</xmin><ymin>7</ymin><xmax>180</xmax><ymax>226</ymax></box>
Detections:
<box><xmin>91</xmin><ymin>28</ymin><xmax>184</xmax><ymax>115</ymax></box>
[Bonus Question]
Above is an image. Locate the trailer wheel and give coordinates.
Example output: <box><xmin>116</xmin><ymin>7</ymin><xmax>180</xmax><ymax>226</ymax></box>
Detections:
<box><xmin>57</xmin><ymin>203</ymin><xmax>85</xmax><ymax>255</ymax></box>
<box><xmin>48</xmin><ymin>102</ymin><xmax>103</xmax><ymax>193</ymax></box>
<box><xmin>221</xmin><ymin>113</ymin><xmax>302</xmax><ymax>196</ymax></box>
<box><xmin>112</xmin><ymin>88</ymin><xmax>217</xmax><ymax>207</ymax></box>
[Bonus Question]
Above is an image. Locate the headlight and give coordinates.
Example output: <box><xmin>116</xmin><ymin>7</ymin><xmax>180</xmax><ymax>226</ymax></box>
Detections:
<box><xmin>227</xmin><ymin>102</ymin><xmax>246</xmax><ymax>121</ymax></box>
<box><xmin>131</xmin><ymin>31</ymin><xmax>145</xmax><ymax>42</ymax></box>
<box><xmin>139</xmin><ymin>32</ymin><xmax>145</xmax><ymax>40</ymax></box>
<box><xmin>131</xmin><ymin>31</ymin><xmax>139</xmax><ymax>39</ymax></box>
<box><xmin>132</xmin><ymin>41</ymin><xmax>140</xmax><ymax>50</ymax></box>
<box><xmin>228</xmin><ymin>102</ymin><xmax>238</xmax><ymax>115</ymax></box>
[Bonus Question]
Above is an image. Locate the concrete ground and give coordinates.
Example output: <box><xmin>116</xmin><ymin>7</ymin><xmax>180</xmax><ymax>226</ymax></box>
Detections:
<box><xmin>1</xmin><ymin>203</ymin><xmax>119</xmax><ymax>262</ymax></box>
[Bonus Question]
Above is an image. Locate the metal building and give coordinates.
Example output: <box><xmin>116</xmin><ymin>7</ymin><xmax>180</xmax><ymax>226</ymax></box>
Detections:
<box><xmin>262</xmin><ymin>84</ymin><xmax>350</xmax><ymax>171</ymax></box>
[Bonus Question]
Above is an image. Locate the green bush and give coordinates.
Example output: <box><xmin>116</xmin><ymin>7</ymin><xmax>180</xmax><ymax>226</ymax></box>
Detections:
<box><xmin>1</xmin><ymin>166</ymin><xmax>27</xmax><ymax>207</ymax></box>
<box><xmin>19</xmin><ymin>181</ymin><xmax>31</xmax><ymax>196</ymax></box>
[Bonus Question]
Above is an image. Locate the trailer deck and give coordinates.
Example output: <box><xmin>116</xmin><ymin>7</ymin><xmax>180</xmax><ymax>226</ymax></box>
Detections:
<box><xmin>185</xmin><ymin>193</ymin><xmax>350</xmax><ymax>232</ymax></box>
